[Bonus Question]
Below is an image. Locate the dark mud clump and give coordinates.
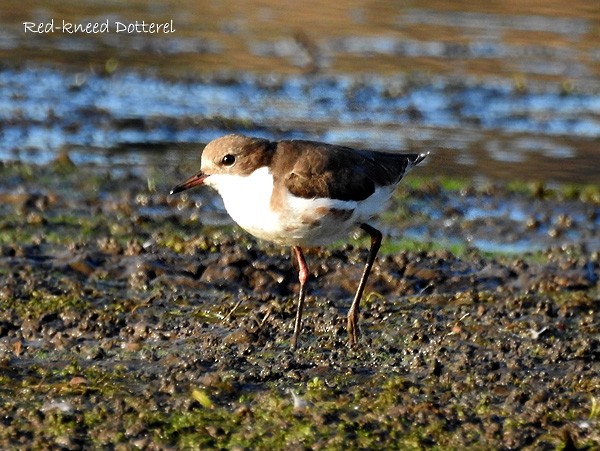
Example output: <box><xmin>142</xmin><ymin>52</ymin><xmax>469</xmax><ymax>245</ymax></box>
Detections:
<box><xmin>0</xmin><ymin>160</ymin><xmax>599</xmax><ymax>449</ymax></box>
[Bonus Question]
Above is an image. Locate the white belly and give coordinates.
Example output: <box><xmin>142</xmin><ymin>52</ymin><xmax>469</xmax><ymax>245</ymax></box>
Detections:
<box><xmin>205</xmin><ymin>167</ymin><xmax>394</xmax><ymax>246</ymax></box>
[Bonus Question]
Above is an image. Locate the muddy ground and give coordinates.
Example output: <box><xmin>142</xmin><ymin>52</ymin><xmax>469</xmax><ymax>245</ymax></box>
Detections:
<box><xmin>0</xmin><ymin>159</ymin><xmax>598</xmax><ymax>449</ymax></box>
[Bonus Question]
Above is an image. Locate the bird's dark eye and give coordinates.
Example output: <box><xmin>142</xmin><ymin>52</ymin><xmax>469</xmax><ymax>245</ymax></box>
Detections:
<box><xmin>221</xmin><ymin>154</ymin><xmax>235</xmax><ymax>166</ymax></box>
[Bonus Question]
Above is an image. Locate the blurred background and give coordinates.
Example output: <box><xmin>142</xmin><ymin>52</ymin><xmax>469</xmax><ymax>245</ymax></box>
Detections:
<box><xmin>0</xmin><ymin>0</ymin><xmax>599</xmax><ymax>183</ymax></box>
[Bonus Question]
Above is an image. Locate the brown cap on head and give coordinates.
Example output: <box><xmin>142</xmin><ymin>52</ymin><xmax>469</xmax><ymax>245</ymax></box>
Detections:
<box><xmin>170</xmin><ymin>135</ymin><xmax>275</xmax><ymax>195</ymax></box>
<box><xmin>200</xmin><ymin>134</ymin><xmax>275</xmax><ymax>176</ymax></box>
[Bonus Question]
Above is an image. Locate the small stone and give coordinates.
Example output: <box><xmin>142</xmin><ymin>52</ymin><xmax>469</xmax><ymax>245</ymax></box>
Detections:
<box><xmin>69</xmin><ymin>376</ymin><xmax>88</xmax><ymax>386</ymax></box>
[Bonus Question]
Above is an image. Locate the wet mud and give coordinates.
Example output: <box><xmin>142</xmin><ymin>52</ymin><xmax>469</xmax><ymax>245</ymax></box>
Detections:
<box><xmin>0</xmin><ymin>160</ymin><xmax>598</xmax><ymax>448</ymax></box>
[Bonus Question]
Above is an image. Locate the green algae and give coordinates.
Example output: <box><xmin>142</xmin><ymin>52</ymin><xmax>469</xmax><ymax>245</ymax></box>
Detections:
<box><xmin>4</xmin><ymin>292</ymin><xmax>90</xmax><ymax>318</ymax></box>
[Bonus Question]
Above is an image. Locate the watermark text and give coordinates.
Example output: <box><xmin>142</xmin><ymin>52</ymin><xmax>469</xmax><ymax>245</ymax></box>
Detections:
<box><xmin>23</xmin><ymin>19</ymin><xmax>176</xmax><ymax>34</ymax></box>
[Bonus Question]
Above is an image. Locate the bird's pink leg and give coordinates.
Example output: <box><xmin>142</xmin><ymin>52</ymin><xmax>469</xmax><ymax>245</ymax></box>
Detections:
<box><xmin>347</xmin><ymin>223</ymin><xmax>382</xmax><ymax>346</ymax></box>
<box><xmin>291</xmin><ymin>246</ymin><xmax>309</xmax><ymax>350</ymax></box>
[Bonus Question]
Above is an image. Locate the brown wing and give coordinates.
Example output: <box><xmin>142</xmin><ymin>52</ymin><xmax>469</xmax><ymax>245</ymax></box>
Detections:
<box><xmin>272</xmin><ymin>139</ymin><xmax>424</xmax><ymax>201</ymax></box>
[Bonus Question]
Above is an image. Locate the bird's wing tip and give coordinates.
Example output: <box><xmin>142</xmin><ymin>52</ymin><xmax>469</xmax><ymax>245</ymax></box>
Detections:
<box><xmin>414</xmin><ymin>151</ymin><xmax>429</xmax><ymax>166</ymax></box>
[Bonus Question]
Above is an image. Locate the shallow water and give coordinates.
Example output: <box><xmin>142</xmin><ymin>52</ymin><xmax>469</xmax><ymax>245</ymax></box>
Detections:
<box><xmin>1</xmin><ymin>66</ymin><xmax>599</xmax><ymax>184</ymax></box>
<box><xmin>0</xmin><ymin>0</ymin><xmax>599</xmax><ymax>183</ymax></box>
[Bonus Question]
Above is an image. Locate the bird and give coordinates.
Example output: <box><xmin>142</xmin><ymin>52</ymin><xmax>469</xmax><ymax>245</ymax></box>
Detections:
<box><xmin>171</xmin><ymin>134</ymin><xmax>427</xmax><ymax>349</ymax></box>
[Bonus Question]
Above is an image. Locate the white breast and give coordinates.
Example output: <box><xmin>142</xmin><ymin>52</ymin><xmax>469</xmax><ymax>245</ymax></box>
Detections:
<box><xmin>205</xmin><ymin>167</ymin><xmax>282</xmax><ymax>239</ymax></box>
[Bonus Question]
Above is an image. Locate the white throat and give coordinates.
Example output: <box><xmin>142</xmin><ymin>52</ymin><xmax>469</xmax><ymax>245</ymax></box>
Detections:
<box><xmin>205</xmin><ymin>166</ymin><xmax>280</xmax><ymax>237</ymax></box>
